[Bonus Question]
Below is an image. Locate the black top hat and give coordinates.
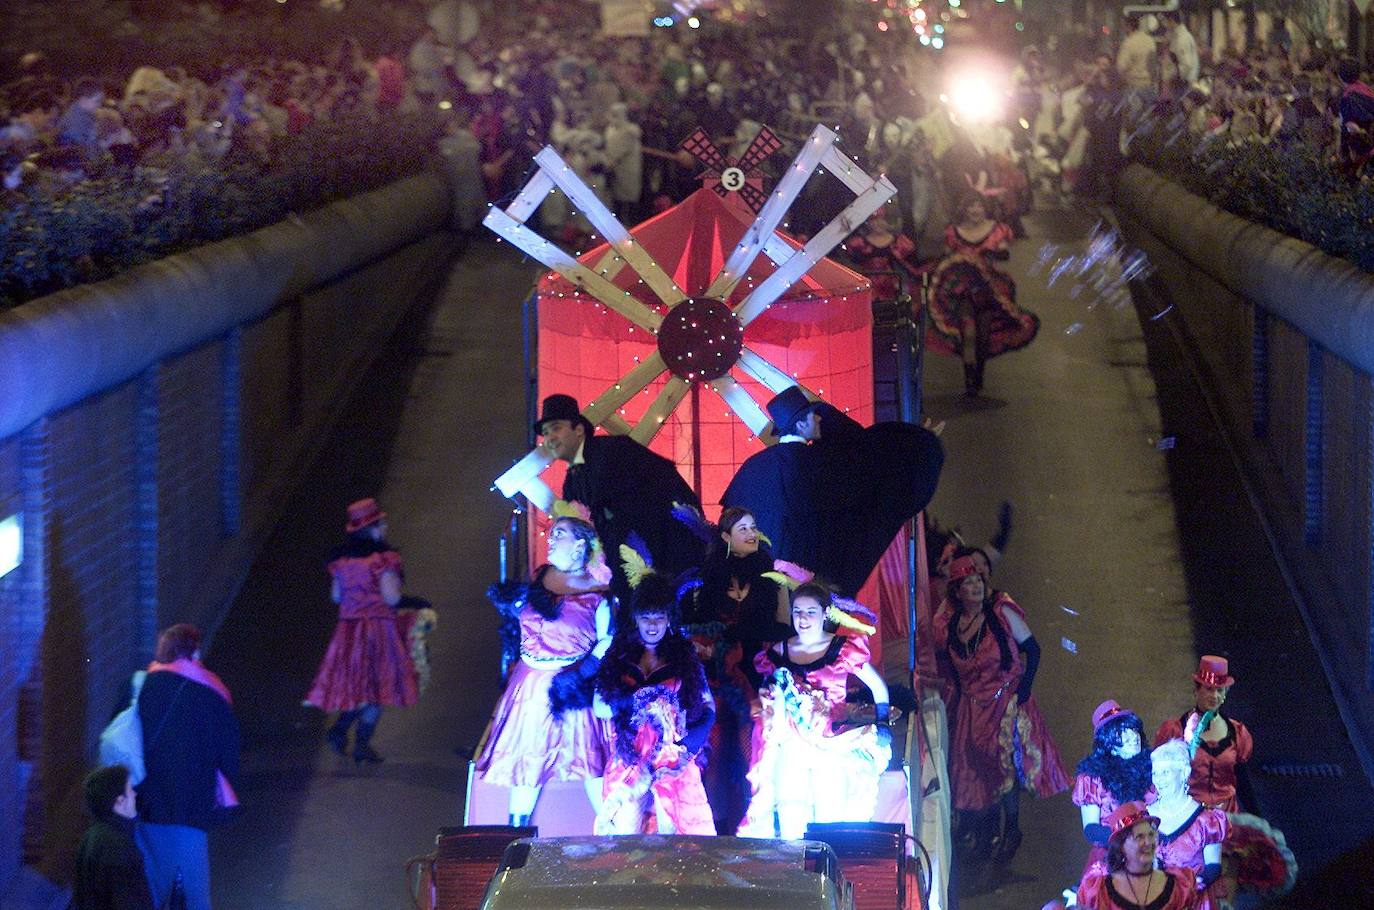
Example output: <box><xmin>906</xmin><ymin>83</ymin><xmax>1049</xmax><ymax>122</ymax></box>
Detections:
<box><xmin>534</xmin><ymin>394</ymin><xmax>593</xmax><ymax>436</ymax></box>
<box><xmin>766</xmin><ymin>386</ymin><xmax>821</xmax><ymax>436</ymax></box>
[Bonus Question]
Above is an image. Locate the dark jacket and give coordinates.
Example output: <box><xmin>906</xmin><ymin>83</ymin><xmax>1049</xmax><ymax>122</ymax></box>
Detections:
<box><xmin>563</xmin><ymin>433</ymin><xmax>704</xmax><ymax>599</ymax></box>
<box><xmin>72</xmin><ymin>816</ymin><xmax>155</xmax><ymax>910</ymax></box>
<box><xmin>136</xmin><ymin>670</ymin><xmax>241</xmax><ymax>831</ymax></box>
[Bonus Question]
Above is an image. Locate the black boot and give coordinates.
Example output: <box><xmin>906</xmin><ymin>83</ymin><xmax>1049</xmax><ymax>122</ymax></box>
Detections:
<box><xmin>353</xmin><ymin>721</ymin><xmax>384</xmax><ymax>764</ymax></box>
<box><xmin>973</xmin><ymin>358</ymin><xmax>986</xmax><ymax>393</ymax></box>
<box><xmin>992</xmin><ymin>790</ymin><xmax>1023</xmax><ymax>862</ymax></box>
<box><xmin>327</xmin><ymin>711</ymin><xmax>358</xmax><ymax>756</ymax></box>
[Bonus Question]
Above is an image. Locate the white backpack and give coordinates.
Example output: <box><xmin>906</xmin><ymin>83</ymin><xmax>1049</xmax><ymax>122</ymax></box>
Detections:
<box><xmin>98</xmin><ymin>671</ymin><xmax>147</xmax><ymax>784</ymax></box>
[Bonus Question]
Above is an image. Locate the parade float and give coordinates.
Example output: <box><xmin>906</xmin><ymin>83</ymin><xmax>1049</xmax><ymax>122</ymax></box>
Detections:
<box><xmin>430</xmin><ymin>123</ymin><xmax>948</xmax><ymax>910</ymax></box>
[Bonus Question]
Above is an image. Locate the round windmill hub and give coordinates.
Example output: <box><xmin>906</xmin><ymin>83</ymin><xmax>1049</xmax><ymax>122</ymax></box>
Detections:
<box><xmin>657</xmin><ymin>297</ymin><xmax>744</xmax><ymax>382</ymax></box>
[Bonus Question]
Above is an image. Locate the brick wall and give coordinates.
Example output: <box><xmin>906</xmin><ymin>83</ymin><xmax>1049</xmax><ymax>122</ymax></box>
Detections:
<box><xmin>0</xmin><ymin>435</ymin><xmax>21</xmax><ymax>890</ymax></box>
<box><xmin>30</xmin><ymin>386</ymin><xmax>138</xmax><ymax>879</ymax></box>
<box><xmin>155</xmin><ymin>341</ymin><xmax>227</xmax><ymax>633</ymax></box>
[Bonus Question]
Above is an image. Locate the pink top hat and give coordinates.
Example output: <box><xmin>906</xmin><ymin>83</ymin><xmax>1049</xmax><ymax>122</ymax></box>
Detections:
<box><xmin>1091</xmin><ymin>699</ymin><xmax>1136</xmax><ymax>732</ymax></box>
<box><xmin>1105</xmin><ymin>800</ymin><xmax>1160</xmax><ymax>841</ymax></box>
<box><xmin>345</xmin><ymin>498</ymin><xmax>385</xmax><ymax>533</ymax></box>
<box><xmin>1192</xmin><ymin>655</ymin><xmax>1235</xmax><ymax>688</ymax></box>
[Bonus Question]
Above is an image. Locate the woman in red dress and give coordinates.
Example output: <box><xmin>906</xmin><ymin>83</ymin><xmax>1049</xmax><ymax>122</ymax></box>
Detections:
<box><xmin>306</xmin><ymin>498</ymin><xmax>417</xmax><ymax>764</ymax></box>
<box><xmin>1077</xmin><ymin>802</ymin><xmax>1200</xmax><ymax>910</ymax></box>
<box><xmin>927</xmin><ymin>193</ymin><xmax>1039</xmax><ymax>395</ymax></box>
<box><xmin>594</xmin><ymin>571</ymin><xmax>716</xmax><ymax>835</ymax></box>
<box><xmin>1153</xmin><ymin>656</ymin><xmax>1253</xmax><ymax>812</ymax></box>
<box><xmin>1074</xmin><ymin>700</ymin><xmax>1157</xmax><ymax>881</ymax></box>
<box><xmin>935</xmin><ymin>555</ymin><xmax>1068</xmax><ymax>864</ymax></box>
<box><xmin>738</xmin><ymin>583</ymin><xmax>891</xmax><ymax>840</ymax></box>
<box><xmin>474</xmin><ymin>515</ymin><xmax>613</xmax><ymax>826</ymax></box>
<box><xmin>842</xmin><ymin>205</ymin><xmax>922</xmax><ymax>303</ymax></box>
<box><xmin>1150</xmin><ymin>739</ymin><xmax>1228</xmax><ymax>910</ymax></box>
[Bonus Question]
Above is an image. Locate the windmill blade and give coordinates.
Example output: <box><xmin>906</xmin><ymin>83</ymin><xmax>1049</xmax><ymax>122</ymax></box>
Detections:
<box><xmin>533</xmin><ymin>147</ymin><xmax>687</xmax><ymax>308</ymax></box>
<box><xmin>602</xmin><ymin>413</ymin><xmax>633</xmax><ymax>435</ymax></box>
<box><xmin>629</xmin><ymin>376</ymin><xmax>692</xmax><ymax>445</ymax></box>
<box><xmin>494</xmin><ymin>447</ymin><xmax>556</xmax><ymax>501</ymax></box>
<box><xmin>504</xmin><ymin>169</ymin><xmax>556</xmax><ymax>222</ymax></box>
<box><xmin>736</xmin><ymin>346</ymin><xmax>804</xmax><ymax>395</ymax></box>
<box><xmin>484</xmin><ymin>206</ymin><xmax>662</xmax><ymax>332</ymax></box>
<box><xmin>705</xmin><ymin>124</ymin><xmax>837</xmax><ymax>302</ymax></box>
<box><xmin>737</xmin><ymin>126</ymin><xmax>783</xmax><ymax>175</ymax></box>
<box><xmin>709</xmin><ymin>374</ymin><xmax>770</xmax><ymax>436</ymax></box>
<box><xmin>820</xmin><ymin>145</ymin><xmax>887</xmax><ymax>195</ymax></box>
<box><xmin>733</xmin><ymin>173</ymin><xmax>897</xmax><ymax>327</ymax></box>
<box><xmin>583</xmin><ymin>353</ymin><xmax>669</xmax><ymax>429</ymax></box>
<box><xmin>681</xmin><ymin>128</ymin><xmax>727</xmax><ymax>173</ymax></box>
<box><xmin>518</xmin><ymin>478</ymin><xmax>557</xmax><ymax>514</ymax></box>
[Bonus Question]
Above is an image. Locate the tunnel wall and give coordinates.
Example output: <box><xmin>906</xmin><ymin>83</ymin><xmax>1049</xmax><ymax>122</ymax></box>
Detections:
<box><xmin>0</xmin><ymin>172</ymin><xmax>456</xmax><ymax>892</ymax></box>
<box><xmin>1115</xmin><ymin>163</ymin><xmax>1374</xmax><ymax>780</ymax></box>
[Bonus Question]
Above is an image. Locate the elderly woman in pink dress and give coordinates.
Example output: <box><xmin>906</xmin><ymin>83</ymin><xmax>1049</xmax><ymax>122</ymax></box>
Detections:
<box><xmin>474</xmin><ymin>515</ymin><xmax>613</xmax><ymax>826</ymax></box>
<box><xmin>1150</xmin><ymin>739</ymin><xmax>1228</xmax><ymax>909</ymax></box>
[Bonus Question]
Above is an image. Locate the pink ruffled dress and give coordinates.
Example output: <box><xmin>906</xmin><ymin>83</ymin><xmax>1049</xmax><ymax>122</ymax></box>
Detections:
<box><xmin>596</xmin><ymin>675</ymin><xmax>717</xmax><ymax>836</ymax></box>
<box><xmin>475</xmin><ymin>592</ymin><xmax>612</xmax><ymax>787</ymax></box>
<box><xmin>1156</xmin><ymin>805</ymin><xmax>1229</xmax><ymax>910</ymax></box>
<box><xmin>305</xmin><ymin>550</ymin><xmax>417</xmax><ymax>711</ymax></box>
<box><xmin>738</xmin><ymin>634</ymin><xmax>889</xmax><ymax>838</ymax></box>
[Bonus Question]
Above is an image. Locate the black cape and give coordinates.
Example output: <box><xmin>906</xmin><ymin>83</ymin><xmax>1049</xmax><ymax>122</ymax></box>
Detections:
<box><xmin>720</xmin><ymin>404</ymin><xmax>943</xmax><ymax>595</ymax></box>
<box><xmin>563</xmin><ymin>433</ymin><xmax>704</xmax><ymax>604</ymax></box>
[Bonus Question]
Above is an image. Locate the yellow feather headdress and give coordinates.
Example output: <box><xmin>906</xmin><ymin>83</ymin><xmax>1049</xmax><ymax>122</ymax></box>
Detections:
<box><xmin>619</xmin><ymin>543</ymin><xmax>650</xmax><ymax>589</ymax></box>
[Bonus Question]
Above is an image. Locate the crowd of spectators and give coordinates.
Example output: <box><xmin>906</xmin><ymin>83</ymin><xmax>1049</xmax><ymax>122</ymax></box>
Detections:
<box><xmin>1</xmin><ymin>46</ymin><xmax>416</xmax><ymax>196</ymax></box>
<box><xmin>1005</xmin><ymin>14</ymin><xmax>1374</xmax><ymax>195</ymax></box>
<box><xmin>8</xmin><ymin>0</ymin><xmax>1374</xmax><ymax>310</ymax></box>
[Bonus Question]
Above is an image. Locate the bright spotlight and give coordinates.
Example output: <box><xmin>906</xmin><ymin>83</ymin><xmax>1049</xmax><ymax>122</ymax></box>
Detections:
<box><xmin>687</xmin><ymin>16</ymin><xmax>701</xmax><ymax>28</ymax></box>
<box><xmin>944</xmin><ymin>71</ymin><xmax>1007</xmax><ymax>120</ymax></box>
<box><xmin>932</xmin><ymin>36</ymin><xmax>945</xmax><ymax>49</ymax></box>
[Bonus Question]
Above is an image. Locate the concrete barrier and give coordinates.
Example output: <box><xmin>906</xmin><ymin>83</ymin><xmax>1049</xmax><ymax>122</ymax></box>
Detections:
<box><xmin>1115</xmin><ymin>162</ymin><xmax>1374</xmax><ymax>784</ymax></box>
<box><xmin>0</xmin><ymin>173</ymin><xmax>450</xmax><ymax>441</ymax></box>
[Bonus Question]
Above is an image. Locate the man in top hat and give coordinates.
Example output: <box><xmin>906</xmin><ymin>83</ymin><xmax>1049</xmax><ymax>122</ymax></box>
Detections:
<box><xmin>720</xmin><ymin>386</ymin><xmax>943</xmax><ymax>596</ymax></box>
<box><xmin>535</xmin><ymin>394</ymin><xmax>703</xmax><ymax>604</ymax></box>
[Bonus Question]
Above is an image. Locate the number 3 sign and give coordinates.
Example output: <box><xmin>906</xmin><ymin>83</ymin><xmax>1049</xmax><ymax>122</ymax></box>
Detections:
<box><xmin>720</xmin><ymin>166</ymin><xmax>746</xmax><ymax>192</ymax></box>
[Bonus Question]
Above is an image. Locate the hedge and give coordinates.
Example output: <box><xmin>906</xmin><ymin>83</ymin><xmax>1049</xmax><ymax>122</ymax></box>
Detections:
<box><xmin>1130</xmin><ymin>119</ymin><xmax>1374</xmax><ymax>273</ymax></box>
<box><xmin>0</xmin><ymin>108</ymin><xmax>439</xmax><ymax>309</ymax></box>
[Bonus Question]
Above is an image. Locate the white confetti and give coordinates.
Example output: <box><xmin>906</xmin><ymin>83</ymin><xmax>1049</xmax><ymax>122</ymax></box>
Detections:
<box><xmin>1061</xmin><ymin>637</ymin><xmax>1078</xmax><ymax>654</ymax></box>
<box><xmin>1060</xmin><ymin>605</ymin><xmax>1080</xmax><ymax>616</ymax></box>
<box><xmin>1064</xmin><ymin>322</ymin><xmax>1084</xmax><ymax>335</ymax></box>
<box><xmin>1155</xmin><ymin>436</ymin><xmax>1176</xmax><ymax>450</ymax></box>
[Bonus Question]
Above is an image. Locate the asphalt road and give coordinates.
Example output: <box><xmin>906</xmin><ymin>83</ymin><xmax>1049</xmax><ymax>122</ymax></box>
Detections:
<box><xmin>205</xmin><ymin>205</ymin><xmax>1374</xmax><ymax>910</ymax></box>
